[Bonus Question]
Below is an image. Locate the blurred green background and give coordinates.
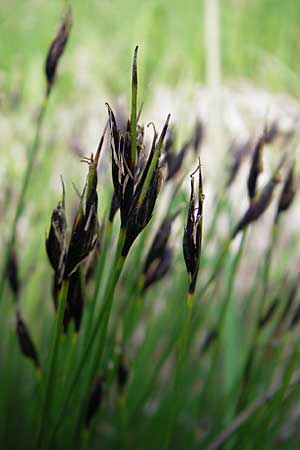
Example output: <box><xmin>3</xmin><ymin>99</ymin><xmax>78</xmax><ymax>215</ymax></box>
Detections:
<box><xmin>1</xmin><ymin>0</ymin><xmax>300</xmax><ymax>102</ymax></box>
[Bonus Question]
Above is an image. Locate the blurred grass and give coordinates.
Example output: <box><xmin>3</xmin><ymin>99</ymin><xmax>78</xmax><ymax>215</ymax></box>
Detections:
<box><xmin>1</xmin><ymin>0</ymin><xmax>300</xmax><ymax>102</ymax></box>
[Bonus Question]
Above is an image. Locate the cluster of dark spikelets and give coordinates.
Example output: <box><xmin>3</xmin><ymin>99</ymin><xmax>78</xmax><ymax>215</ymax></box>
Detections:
<box><xmin>183</xmin><ymin>159</ymin><xmax>204</xmax><ymax>295</ymax></box>
<box><xmin>46</xmin><ymin>132</ymin><xmax>105</xmax><ymax>332</ymax></box>
<box><xmin>226</xmin><ymin>121</ymin><xmax>281</xmax><ymax>189</ymax></box>
<box><xmin>141</xmin><ymin>212</ymin><xmax>178</xmax><ymax>291</ymax></box>
<box><xmin>45</xmin><ymin>7</ymin><xmax>72</xmax><ymax>96</ymax></box>
<box><xmin>274</xmin><ymin>162</ymin><xmax>297</xmax><ymax>224</ymax></box>
<box><xmin>106</xmin><ymin>47</ymin><xmax>171</xmax><ymax>258</ymax></box>
<box><xmin>231</xmin><ymin>125</ymin><xmax>289</xmax><ymax>240</ymax></box>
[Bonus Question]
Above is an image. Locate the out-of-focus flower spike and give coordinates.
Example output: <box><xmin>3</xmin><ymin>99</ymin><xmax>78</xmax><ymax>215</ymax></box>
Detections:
<box><xmin>66</xmin><ymin>269</ymin><xmax>84</xmax><ymax>333</ymax></box>
<box><xmin>192</xmin><ymin>119</ymin><xmax>204</xmax><ymax>154</ymax></box>
<box><xmin>16</xmin><ymin>311</ymin><xmax>40</xmax><ymax>369</ymax></box>
<box><xmin>227</xmin><ymin>139</ymin><xmax>252</xmax><ymax>188</ymax></box>
<box><xmin>85</xmin><ymin>375</ymin><xmax>104</xmax><ymax>429</ymax></box>
<box><xmin>117</xmin><ymin>354</ymin><xmax>129</xmax><ymax>398</ymax></box>
<box><xmin>247</xmin><ymin>132</ymin><xmax>265</xmax><ymax>201</ymax></box>
<box><xmin>274</xmin><ymin>162</ymin><xmax>297</xmax><ymax>224</ymax></box>
<box><xmin>7</xmin><ymin>249</ymin><xmax>20</xmax><ymax>302</ymax></box>
<box><xmin>45</xmin><ymin>7</ymin><xmax>72</xmax><ymax>96</ymax></box>
<box><xmin>259</xmin><ymin>297</ymin><xmax>279</xmax><ymax>329</ymax></box>
<box><xmin>232</xmin><ymin>154</ymin><xmax>286</xmax><ymax>239</ymax></box>
<box><xmin>142</xmin><ymin>211</ymin><xmax>179</xmax><ymax>290</ymax></box>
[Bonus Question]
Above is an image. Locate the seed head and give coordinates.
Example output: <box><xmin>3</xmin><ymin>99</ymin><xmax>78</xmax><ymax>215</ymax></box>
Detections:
<box><xmin>64</xmin><ymin>130</ymin><xmax>104</xmax><ymax>277</ymax></box>
<box><xmin>6</xmin><ymin>250</ymin><xmax>20</xmax><ymax>301</ymax></box>
<box><xmin>227</xmin><ymin>139</ymin><xmax>252</xmax><ymax>187</ymax></box>
<box><xmin>66</xmin><ymin>269</ymin><xmax>84</xmax><ymax>332</ymax></box>
<box><xmin>259</xmin><ymin>297</ymin><xmax>279</xmax><ymax>329</ymax></box>
<box><xmin>142</xmin><ymin>213</ymin><xmax>178</xmax><ymax>289</ymax></box>
<box><xmin>117</xmin><ymin>354</ymin><xmax>129</xmax><ymax>397</ymax></box>
<box><xmin>165</xmin><ymin>141</ymin><xmax>189</xmax><ymax>182</ymax></box>
<box><xmin>85</xmin><ymin>375</ymin><xmax>104</xmax><ymax>428</ymax></box>
<box><xmin>16</xmin><ymin>311</ymin><xmax>40</xmax><ymax>368</ymax></box>
<box><xmin>274</xmin><ymin>163</ymin><xmax>297</xmax><ymax>224</ymax></box>
<box><xmin>232</xmin><ymin>156</ymin><xmax>285</xmax><ymax>239</ymax></box>
<box><xmin>183</xmin><ymin>160</ymin><xmax>204</xmax><ymax>294</ymax></box>
<box><xmin>45</xmin><ymin>8</ymin><xmax>72</xmax><ymax>96</ymax></box>
<box><xmin>192</xmin><ymin>119</ymin><xmax>204</xmax><ymax>154</ymax></box>
<box><xmin>121</xmin><ymin>115</ymin><xmax>170</xmax><ymax>256</ymax></box>
<box><xmin>247</xmin><ymin>133</ymin><xmax>265</xmax><ymax>201</ymax></box>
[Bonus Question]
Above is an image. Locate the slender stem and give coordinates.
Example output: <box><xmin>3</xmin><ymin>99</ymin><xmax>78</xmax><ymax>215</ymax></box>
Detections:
<box><xmin>236</xmin><ymin>224</ymin><xmax>278</xmax><ymax>411</ymax></box>
<box><xmin>36</xmin><ymin>278</ymin><xmax>69</xmax><ymax>450</ymax></box>
<box><xmin>203</xmin><ymin>370</ymin><xmax>300</xmax><ymax>450</ymax></box>
<box><xmin>162</xmin><ymin>291</ymin><xmax>194</xmax><ymax>450</ymax></box>
<box><xmin>198</xmin><ymin>231</ymin><xmax>247</xmax><ymax>437</ymax></box>
<box><xmin>0</xmin><ymin>96</ymin><xmax>48</xmax><ymax>305</ymax></box>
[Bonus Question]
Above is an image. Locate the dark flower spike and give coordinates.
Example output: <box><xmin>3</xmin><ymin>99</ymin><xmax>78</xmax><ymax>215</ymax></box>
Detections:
<box><xmin>163</xmin><ymin>126</ymin><xmax>176</xmax><ymax>156</ymax></box>
<box><xmin>247</xmin><ymin>132</ymin><xmax>265</xmax><ymax>201</ymax></box>
<box><xmin>109</xmin><ymin>192</ymin><xmax>120</xmax><ymax>224</ymax></box>
<box><xmin>274</xmin><ymin>162</ymin><xmax>297</xmax><ymax>224</ymax></box>
<box><xmin>6</xmin><ymin>249</ymin><xmax>20</xmax><ymax>301</ymax></box>
<box><xmin>16</xmin><ymin>311</ymin><xmax>40</xmax><ymax>369</ymax></box>
<box><xmin>192</xmin><ymin>119</ymin><xmax>204</xmax><ymax>154</ymax></box>
<box><xmin>117</xmin><ymin>354</ymin><xmax>129</xmax><ymax>398</ymax></box>
<box><xmin>85</xmin><ymin>375</ymin><xmax>104</xmax><ymax>429</ymax></box>
<box><xmin>66</xmin><ymin>269</ymin><xmax>84</xmax><ymax>332</ymax></box>
<box><xmin>259</xmin><ymin>297</ymin><xmax>279</xmax><ymax>329</ymax></box>
<box><xmin>121</xmin><ymin>114</ymin><xmax>170</xmax><ymax>257</ymax></box>
<box><xmin>232</xmin><ymin>155</ymin><xmax>286</xmax><ymax>239</ymax></box>
<box><xmin>166</xmin><ymin>141</ymin><xmax>189</xmax><ymax>182</ymax></box>
<box><xmin>200</xmin><ymin>328</ymin><xmax>218</xmax><ymax>355</ymax></box>
<box><xmin>289</xmin><ymin>302</ymin><xmax>300</xmax><ymax>330</ymax></box>
<box><xmin>64</xmin><ymin>130</ymin><xmax>105</xmax><ymax>277</ymax></box>
<box><xmin>227</xmin><ymin>139</ymin><xmax>252</xmax><ymax>187</ymax></box>
<box><xmin>142</xmin><ymin>212</ymin><xmax>178</xmax><ymax>290</ymax></box>
<box><xmin>183</xmin><ymin>159</ymin><xmax>204</xmax><ymax>295</ymax></box>
<box><xmin>46</xmin><ymin>179</ymin><xmax>68</xmax><ymax>282</ymax></box>
<box><xmin>45</xmin><ymin>7</ymin><xmax>72</xmax><ymax>96</ymax></box>
<box><xmin>264</xmin><ymin>121</ymin><xmax>279</xmax><ymax>144</ymax></box>
<box><xmin>143</xmin><ymin>247</ymin><xmax>173</xmax><ymax>291</ymax></box>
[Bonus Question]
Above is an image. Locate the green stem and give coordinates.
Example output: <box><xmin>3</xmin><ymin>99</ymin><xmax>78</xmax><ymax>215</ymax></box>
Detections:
<box><xmin>162</xmin><ymin>291</ymin><xmax>194</xmax><ymax>450</ymax></box>
<box><xmin>36</xmin><ymin>278</ymin><xmax>69</xmax><ymax>450</ymax></box>
<box><xmin>236</xmin><ymin>224</ymin><xmax>278</xmax><ymax>411</ymax></box>
<box><xmin>0</xmin><ymin>96</ymin><xmax>48</xmax><ymax>305</ymax></box>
